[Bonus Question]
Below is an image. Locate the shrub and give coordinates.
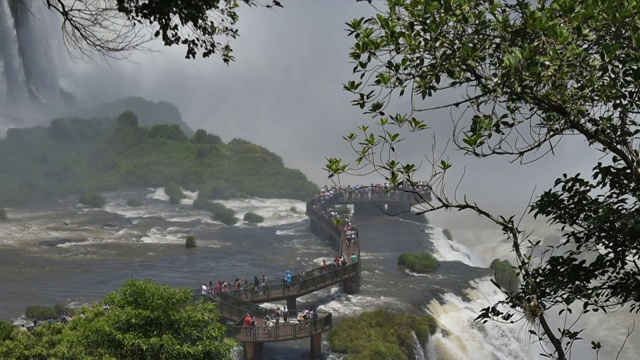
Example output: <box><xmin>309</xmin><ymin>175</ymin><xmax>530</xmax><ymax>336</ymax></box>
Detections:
<box><xmin>185</xmin><ymin>236</ymin><xmax>196</xmax><ymax>248</ymax></box>
<box><xmin>243</xmin><ymin>212</ymin><xmax>264</xmax><ymax>224</ymax></box>
<box><xmin>328</xmin><ymin>309</ymin><xmax>437</xmax><ymax>359</ymax></box>
<box><xmin>0</xmin><ymin>321</ymin><xmax>16</xmax><ymax>341</ymax></box>
<box><xmin>164</xmin><ymin>183</ymin><xmax>184</xmax><ymax>200</ymax></box>
<box><xmin>25</xmin><ymin>305</ymin><xmax>56</xmax><ymax>321</ymax></box>
<box><xmin>169</xmin><ymin>195</ymin><xmax>181</xmax><ymax>204</ymax></box>
<box><xmin>126</xmin><ymin>198</ymin><xmax>143</xmax><ymax>207</ymax></box>
<box><xmin>442</xmin><ymin>228</ymin><xmax>452</xmax><ymax>240</ymax></box>
<box><xmin>214</xmin><ymin>208</ymin><xmax>239</xmax><ymax>226</ymax></box>
<box><xmin>0</xmin><ymin>208</ymin><xmax>6</xmax><ymax>220</ymax></box>
<box><xmin>398</xmin><ymin>252</ymin><xmax>440</xmax><ymax>273</ymax></box>
<box><xmin>490</xmin><ymin>259</ymin><xmax>520</xmax><ymax>293</ymax></box>
<box><xmin>79</xmin><ymin>193</ymin><xmax>106</xmax><ymax>208</ymax></box>
<box><xmin>53</xmin><ymin>303</ymin><xmax>75</xmax><ymax>317</ymax></box>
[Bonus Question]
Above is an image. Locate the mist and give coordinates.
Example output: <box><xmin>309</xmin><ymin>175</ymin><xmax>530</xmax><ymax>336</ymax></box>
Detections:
<box><xmin>0</xmin><ymin>0</ymin><xmax>600</xmax><ymax>223</ymax></box>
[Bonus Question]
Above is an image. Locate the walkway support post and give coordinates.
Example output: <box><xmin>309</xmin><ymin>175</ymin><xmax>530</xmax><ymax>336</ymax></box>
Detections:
<box><xmin>310</xmin><ymin>334</ymin><xmax>322</xmax><ymax>359</ymax></box>
<box><xmin>244</xmin><ymin>342</ymin><xmax>263</xmax><ymax>360</ymax></box>
<box><xmin>287</xmin><ymin>297</ymin><xmax>296</xmax><ymax>314</ymax></box>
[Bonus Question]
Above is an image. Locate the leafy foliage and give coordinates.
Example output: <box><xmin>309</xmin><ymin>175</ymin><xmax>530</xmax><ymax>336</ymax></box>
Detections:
<box><xmin>0</xmin><ymin>113</ymin><xmax>318</xmax><ymax>207</ymax></box>
<box><xmin>398</xmin><ymin>252</ymin><xmax>439</xmax><ymax>273</ymax></box>
<box><xmin>327</xmin><ymin>309</ymin><xmax>437</xmax><ymax>360</ymax></box>
<box><xmin>24</xmin><ymin>303</ymin><xmax>75</xmax><ymax>321</ymax></box>
<box><xmin>0</xmin><ymin>208</ymin><xmax>6</xmax><ymax>220</ymax></box>
<box><xmin>0</xmin><ymin>279</ymin><xmax>234</xmax><ymax>360</ymax></box>
<box><xmin>490</xmin><ymin>259</ymin><xmax>520</xmax><ymax>294</ymax></box>
<box><xmin>326</xmin><ymin>1</ymin><xmax>640</xmax><ymax>358</ymax></box>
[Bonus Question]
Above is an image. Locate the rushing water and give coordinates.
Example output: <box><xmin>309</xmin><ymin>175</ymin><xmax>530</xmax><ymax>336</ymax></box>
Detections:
<box><xmin>0</xmin><ymin>188</ymin><xmax>637</xmax><ymax>359</ymax></box>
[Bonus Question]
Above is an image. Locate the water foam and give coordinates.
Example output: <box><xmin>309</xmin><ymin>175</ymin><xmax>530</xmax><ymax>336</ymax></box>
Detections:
<box><xmin>426</xmin><ymin>226</ymin><xmax>484</xmax><ymax>267</ymax></box>
<box><xmin>428</xmin><ymin>277</ymin><xmax>537</xmax><ymax>360</ymax></box>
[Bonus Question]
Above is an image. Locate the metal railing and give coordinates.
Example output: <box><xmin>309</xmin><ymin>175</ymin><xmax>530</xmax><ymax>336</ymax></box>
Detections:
<box><xmin>228</xmin><ymin>313</ymin><xmax>332</xmax><ymax>341</ymax></box>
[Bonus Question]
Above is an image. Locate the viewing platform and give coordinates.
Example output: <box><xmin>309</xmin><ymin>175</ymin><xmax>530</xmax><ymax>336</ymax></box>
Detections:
<box><xmin>191</xmin><ymin>185</ymin><xmax>428</xmax><ymax>359</ymax></box>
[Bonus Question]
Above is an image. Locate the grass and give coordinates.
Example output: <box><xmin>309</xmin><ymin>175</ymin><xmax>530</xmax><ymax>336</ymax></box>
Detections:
<box><xmin>398</xmin><ymin>252</ymin><xmax>440</xmax><ymax>273</ymax></box>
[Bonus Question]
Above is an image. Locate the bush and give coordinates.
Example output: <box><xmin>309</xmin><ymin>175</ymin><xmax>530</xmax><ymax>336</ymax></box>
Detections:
<box><xmin>164</xmin><ymin>183</ymin><xmax>184</xmax><ymax>200</ymax></box>
<box><xmin>53</xmin><ymin>303</ymin><xmax>75</xmax><ymax>317</ymax></box>
<box><xmin>490</xmin><ymin>259</ymin><xmax>520</xmax><ymax>293</ymax></box>
<box><xmin>442</xmin><ymin>228</ymin><xmax>452</xmax><ymax>240</ymax></box>
<box><xmin>126</xmin><ymin>198</ymin><xmax>143</xmax><ymax>207</ymax></box>
<box><xmin>185</xmin><ymin>236</ymin><xmax>196</xmax><ymax>248</ymax></box>
<box><xmin>214</xmin><ymin>208</ymin><xmax>239</xmax><ymax>226</ymax></box>
<box><xmin>328</xmin><ymin>309</ymin><xmax>437</xmax><ymax>359</ymax></box>
<box><xmin>169</xmin><ymin>195</ymin><xmax>181</xmax><ymax>204</ymax></box>
<box><xmin>0</xmin><ymin>321</ymin><xmax>16</xmax><ymax>341</ymax></box>
<box><xmin>78</xmin><ymin>193</ymin><xmax>106</xmax><ymax>208</ymax></box>
<box><xmin>243</xmin><ymin>212</ymin><xmax>264</xmax><ymax>224</ymax></box>
<box><xmin>25</xmin><ymin>305</ymin><xmax>56</xmax><ymax>321</ymax></box>
<box><xmin>0</xmin><ymin>208</ymin><xmax>6</xmax><ymax>220</ymax></box>
<box><xmin>398</xmin><ymin>252</ymin><xmax>440</xmax><ymax>273</ymax></box>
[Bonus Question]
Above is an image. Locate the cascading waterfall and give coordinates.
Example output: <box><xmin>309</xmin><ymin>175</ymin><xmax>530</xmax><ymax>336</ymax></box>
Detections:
<box><xmin>0</xmin><ymin>0</ymin><xmax>61</xmax><ymax>107</ymax></box>
<box><xmin>0</xmin><ymin>0</ymin><xmax>28</xmax><ymax>104</ymax></box>
<box><xmin>425</xmin><ymin>334</ymin><xmax>437</xmax><ymax>360</ymax></box>
<box><xmin>412</xmin><ymin>331</ymin><xmax>427</xmax><ymax>360</ymax></box>
<box><xmin>15</xmin><ymin>0</ymin><xmax>59</xmax><ymax>103</ymax></box>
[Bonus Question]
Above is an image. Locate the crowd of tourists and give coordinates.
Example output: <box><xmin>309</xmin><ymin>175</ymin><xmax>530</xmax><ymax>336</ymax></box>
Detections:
<box><xmin>240</xmin><ymin>304</ymin><xmax>321</xmax><ymax>339</ymax></box>
<box><xmin>312</xmin><ymin>182</ymin><xmax>431</xmax><ymax>204</ymax></box>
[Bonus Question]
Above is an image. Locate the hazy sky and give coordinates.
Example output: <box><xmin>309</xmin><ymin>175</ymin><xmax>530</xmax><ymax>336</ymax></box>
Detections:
<box><xmin>15</xmin><ymin>0</ymin><xmax>599</xmax><ymax>218</ymax></box>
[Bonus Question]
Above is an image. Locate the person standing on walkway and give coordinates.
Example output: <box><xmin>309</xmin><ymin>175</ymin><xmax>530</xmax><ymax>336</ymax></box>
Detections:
<box><xmin>351</xmin><ymin>253</ymin><xmax>358</xmax><ymax>264</ymax></box>
<box><xmin>321</xmin><ymin>259</ymin><xmax>327</xmax><ymax>273</ymax></box>
<box><xmin>243</xmin><ymin>313</ymin><xmax>251</xmax><ymax>336</ymax></box>
<box><xmin>275</xmin><ymin>307</ymin><xmax>281</xmax><ymax>328</ymax></box>
<box><xmin>284</xmin><ymin>270</ymin><xmax>292</xmax><ymax>290</ymax></box>
<box><xmin>283</xmin><ymin>305</ymin><xmax>289</xmax><ymax>323</ymax></box>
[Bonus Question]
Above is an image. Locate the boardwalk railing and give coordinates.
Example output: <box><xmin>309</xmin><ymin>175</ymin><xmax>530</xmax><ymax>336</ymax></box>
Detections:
<box><xmin>199</xmin><ymin>259</ymin><xmax>359</xmax><ymax>302</ymax></box>
<box><xmin>229</xmin><ymin>313</ymin><xmax>332</xmax><ymax>342</ymax></box>
<box><xmin>191</xmin><ymin>289</ymin><xmax>333</xmax><ymax>341</ymax></box>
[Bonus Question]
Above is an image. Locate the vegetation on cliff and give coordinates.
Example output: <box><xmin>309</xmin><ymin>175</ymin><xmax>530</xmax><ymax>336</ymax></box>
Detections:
<box><xmin>398</xmin><ymin>252</ymin><xmax>440</xmax><ymax>273</ymax></box>
<box><xmin>0</xmin><ymin>111</ymin><xmax>318</xmax><ymax>207</ymax></box>
<box><xmin>327</xmin><ymin>309</ymin><xmax>437</xmax><ymax>360</ymax></box>
<box><xmin>0</xmin><ymin>208</ymin><xmax>6</xmax><ymax>221</ymax></box>
<box><xmin>490</xmin><ymin>259</ymin><xmax>520</xmax><ymax>294</ymax></box>
<box><xmin>0</xmin><ymin>279</ymin><xmax>234</xmax><ymax>360</ymax></box>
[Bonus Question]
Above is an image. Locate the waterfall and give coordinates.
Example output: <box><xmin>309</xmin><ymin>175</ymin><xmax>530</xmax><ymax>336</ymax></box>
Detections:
<box><xmin>425</xmin><ymin>334</ymin><xmax>437</xmax><ymax>360</ymax></box>
<box><xmin>0</xmin><ymin>0</ymin><xmax>62</xmax><ymax>109</ymax></box>
<box><xmin>15</xmin><ymin>0</ymin><xmax>60</xmax><ymax>103</ymax></box>
<box><xmin>412</xmin><ymin>331</ymin><xmax>427</xmax><ymax>360</ymax></box>
<box><xmin>0</xmin><ymin>0</ymin><xmax>28</xmax><ymax>104</ymax></box>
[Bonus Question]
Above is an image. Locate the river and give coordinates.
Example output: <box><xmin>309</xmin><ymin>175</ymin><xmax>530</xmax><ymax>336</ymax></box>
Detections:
<box><xmin>0</xmin><ymin>188</ymin><xmax>637</xmax><ymax>359</ymax></box>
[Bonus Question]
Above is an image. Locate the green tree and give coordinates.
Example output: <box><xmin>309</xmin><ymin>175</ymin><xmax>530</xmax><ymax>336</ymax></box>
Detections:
<box><xmin>75</xmin><ymin>278</ymin><xmax>234</xmax><ymax>359</ymax></box>
<box><xmin>326</xmin><ymin>1</ymin><xmax>640</xmax><ymax>359</ymax></box>
<box><xmin>0</xmin><ymin>279</ymin><xmax>234</xmax><ymax>359</ymax></box>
